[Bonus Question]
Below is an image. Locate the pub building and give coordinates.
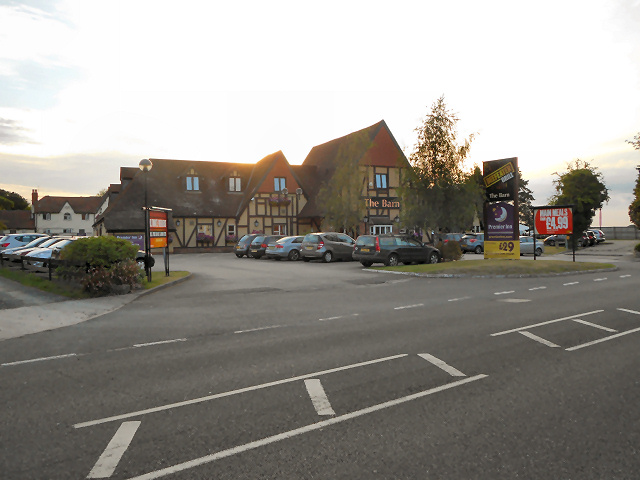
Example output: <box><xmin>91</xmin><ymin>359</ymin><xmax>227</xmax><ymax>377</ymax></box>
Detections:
<box><xmin>94</xmin><ymin>120</ymin><xmax>411</xmax><ymax>252</ymax></box>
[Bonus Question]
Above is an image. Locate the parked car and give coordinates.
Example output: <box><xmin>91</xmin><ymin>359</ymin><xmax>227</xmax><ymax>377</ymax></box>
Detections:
<box><xmin>353</xmin><ymin>234</ymin><xmax>441</xmax><ymax>267</ymax></box>
<box><xmin>300</xmin><ymin>232</ymin><xmax>356</xmax><ymax>263</ymax></box>
<box><xmin>543</xmin><ymin>235</ymin><xmax>567</xmax><ymax>247</ymax></box>
<box><xmin>519</xmin><ymin>236</ymin><xmax>544</xmax><ymax>256</ymax></box>
<box><xmin>265</xmin><ymin>235</ymin><xmax>304</xmax><ymax>261</ymax></box>
<box><xmin>590</xmin><ymin>229</ymin><xmax>606</xmax><ymax>244</ymax></box>
<box><xmin>442</xmin><ymin>233</ymin><xmax>463</xmax><ymax>244</ymax></box>
<box><xmin>1</xmin><ymin>235</ymin><xmax>51</xmax><ymax>260</ymax></box>
<box><xmin>460</xmin><ymin>233</ymin><xmax>484</xmax><ymax>254</ymax></box>
<box><xmin>5</xmin><ymin>236</ymin><xmax>70</xmax><ymax>262</ymax></box>
<box><xmin>25</xmin><ymin>238</ymin><xmax>77</xmax><ymax>267</ymax></box>
<box><xmin>0</xmin><ymin>233</ymin><xmax>49</xmax><ymax>252</ymax></box>
<box><xmin>585</xmin><ymin>230</ymin><xmax>597</xmax><ymax>246</ymax></box>
<box><xmin>233</xmin><ymin>234</ymin><xmax>261</xmax><ymax>258</ymax></box>
<box><xmin>249</xmin><ymin>235</ymin><xmax>284</xmax><ymax>259</ymax></box>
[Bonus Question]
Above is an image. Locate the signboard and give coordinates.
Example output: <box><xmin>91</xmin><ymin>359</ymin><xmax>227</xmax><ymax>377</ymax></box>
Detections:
<box><xmin>534</xmin><ymin>207</ymin><xmax>573</xmax><ymax>235</ymax></box>
<box><xmin>483</xmin><ymin>157</ymin><xmax>518</xmax><ymax>202</ymax></box>
<box><xmin>115</xmin><ymin>234</ymin><xmax>144</xmax><ymax>249</ymax></box>
<box><xmin>485</xmin><ymin>239</ymin><xmax>520</xmax><ymax>259</ymax></box>
<box><xmin>149</xmin><ymin>209</ymin><xmax>168</xmax><ymax>248</ymax></box>
<box><xmin>485</xmin><ymin>202</ymin><xmax>517</xmax><ymax>241</ymax></box>
<box><xmin>366</xmin><ymin>197</ymin><xmax>400</xmax><ymax>209</ymax></box>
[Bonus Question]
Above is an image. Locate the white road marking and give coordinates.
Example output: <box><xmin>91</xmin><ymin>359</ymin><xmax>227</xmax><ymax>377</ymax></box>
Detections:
<box><xmin>74</xmin><ymin>354</ymin><xmax>408</xmax><ymax>428</ymax></box>
<box><xmin>519</xmin><ymin>331</ymin><xmax>561</xmax><ymax>348</ymax></box>
<box><xmin>618</xmin><ymin>308</ymin><xmax>640</xmax><ymax>315</ymax></box>
<box><xmin>494</xmin><ymin>291</ymin><xmax>515</xmax><ymax>295</ymax></box>
<box><xmin>234</xmin><ymin>325</ymin><xmax>283</xmax><ymax>334</ymax></box>
<box><xmin>563</xmin><ymin>282</ymin><xmax>579</xmax><ymax>286</ymax></box>
<box><xmin>304</xmin><ymin>379</ymin><xmax>335</xmax><ymax>416</ymax></box>
<box><xmin>448</xmin><ymin>296</ymin><xmax>471</xmax><ymax>302</ymax></box>
<box><xmin>125</xmin><ymin>375</ymin><xmax>488</xmax><ymax>480</ymax></box>
<box><xmin>619</xmin><ymin>275</ymin><xmax>631</xmax><ymax>278</ymax></box>
<box><xmin>418</xmin><ymin>353</ymin><xmax>466</xmax><ymax>377</ymax></box>
<box><xmin>566</xmin><ymin>326</ymin><xmax>640</xmax><ymax>351</ymax></box>
<box><xmin>1</xmin><ymin>353</ymin><xmax>77</xmax><ymax>367</ymax></box>
<box><xmin>528</xmin><ymin>286</ymin><xmax>547</xmax><ymax>291</ymax></box>
<box><xmin>593</xmin><ymin>278</ymin><xmax>607</xmax><ymax>282</ymax></box>
<box><xmin>133</xmin><ymin>339</ymin><xmax>187</xmax><ymax>348</ymax></box>
<box><xmin>394</xmin><ymin>303</ymin><xmax>424</xmax><ymax>310</ymax></box>
<box><xmin>499</xmin><ymin>299</ymin><xmax>531</xmax><ymax>303</ymax></box>
<box><xmin>572</xmin><ymin>319</ymin><xmax>617</xmax><ymax>332</ymax></box>
<box><xmin>318</xmin><ymin>314</ymin><xmax>359</xmax><ymax>322</ymax></box>
<box><xmin>491</xmin><ymin>310</ymin><xmax>604</xmax><ymax>336</ymax></box>
<box><xmin>88</xmin><ymin>421</ymin><xmax>141</xmax><ymax>478</ymax></box>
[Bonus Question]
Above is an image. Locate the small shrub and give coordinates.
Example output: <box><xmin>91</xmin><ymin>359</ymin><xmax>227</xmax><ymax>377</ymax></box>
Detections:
<box><xmin>60</xmin><ymin>236</ymin><xmax>138</xmax><ymax>268</ymax></box>
<box><xmin>81</xmin><ymin>260</ymin><xmax>143</xmax><ymax>296</ymax></box>
<box><xmin>436</xmin><ymin>240</ymin><xmax>463</xmax><ymax>261</ymax></box>
<box><xmin>635</xmin><ymin>242</ymin><xmax>640</xmax><ymax>252</ymax></box>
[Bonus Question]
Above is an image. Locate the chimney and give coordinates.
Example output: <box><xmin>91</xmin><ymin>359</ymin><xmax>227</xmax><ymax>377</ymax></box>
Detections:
<box><xmin>32</xmin><ymin>189</ymin><xmax>38</xmax><ymax>207</ymax></box>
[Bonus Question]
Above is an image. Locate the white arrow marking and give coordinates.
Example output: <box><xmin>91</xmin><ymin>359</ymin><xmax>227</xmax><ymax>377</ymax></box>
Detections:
<box><xmin>304</xmin><ymin>379</ymin><xmax>335</xmax><ymax>416</ymax></box>
<box><xmin>88</xmin><ymin>421</ymin><xmax>140</xmax><ymax>478</ymax></box>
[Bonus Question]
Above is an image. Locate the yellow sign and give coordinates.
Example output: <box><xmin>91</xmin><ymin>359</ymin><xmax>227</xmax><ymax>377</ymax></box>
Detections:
<box><xmin>483</xmin><ymin>161</ymin><xmax>515</xmax><ymax>188</ymax></box>
<box><xmin>484</xmin><ymin>240</ymin><xmax>520</xmax><ymax>259</ymax></box>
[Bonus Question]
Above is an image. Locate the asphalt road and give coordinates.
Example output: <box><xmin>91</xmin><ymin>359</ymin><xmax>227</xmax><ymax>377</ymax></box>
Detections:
<box><xmin>1</xmin><ymin>247</ymin><xmax>639</xmax><ymax>479</ymax></box>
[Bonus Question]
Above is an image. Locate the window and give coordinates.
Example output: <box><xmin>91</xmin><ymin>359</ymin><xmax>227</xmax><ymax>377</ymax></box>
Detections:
<box><xmin>273</xmin><ymin>224</ymin><xmax>287</xmax><ymax>235</ymax></box>
<box><xmin>227</xmin><ymin>224</ymin><xmax>236</xmax><ymax>237</ymax></box>
<box><xmin>186</xmin><ymin>168</ymin><xmax>200</xmax><ymax>191</ymax></box>
<box><xmin>274</xmin><ymin>177</ymin><xmax>286</xmax><ymax>192</ymax></box>
<box><xmin>43</xmin><ymin>213</ymin><xmax>51</xmax><ymax>221</ymax></box>
<box><xmin>64</xmin><ymin>213</ymin><xmax>72</xmax><ymax>221</ymax></box>
<box><xmin>229</xmin><ymin>177</ymin><xmax>241</xmax><ymax>192</ymax></box>
<box><xmin>375</xmin><ymin>173</ymin><xmax>388</xmax><ymax>189</ymax></box>
<box><xmin>82</xmin><ymin>213</ymin><xmax>89</xmax><ymax>220</ymax></box>
<box><xmin>370</xmin><ymin>225</ymin><xmax>393</xmax><ymax>235</ymax></box>
<box><xmin>63</xmin><ymin>228</ymin><xmax>73</xmax><ymax>233</ymax></box>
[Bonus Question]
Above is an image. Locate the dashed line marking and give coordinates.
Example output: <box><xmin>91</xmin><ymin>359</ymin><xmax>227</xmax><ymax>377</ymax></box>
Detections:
<box><xmin>448</xmin><ymin>296</ymin><xmax>471</xmax><ymax>302</ymax></box>
<box><xmin>133</xmin><ymin>339</ymin><xmax>187</xmax><ymax>348</ymax></box>
<box><xmin>519</xmin><ymin>331</ymin><xmax>561</xmax><ymax>348</ymax></box>
<box><xmin>418</xmin><ymin>353</ymin><xmax>466</xmax><ymax>377</ymax></box>
<box><xmin>304</xmin><ymin>379</ymin><xmax>335</xmax><ymax>416</ymax></box>
<box><xmin>124</xmin><ymin>375</ymin><xmax>488</xmax><ymax>480</ymax></box>
<box><xmin>2</xmin><ymin>353</ymin><xmax>78</xmax><ymax>367</ymax></box>
<box><xmin>394</xmin><ymin>303</ymin><xmax>424</xmax><ymax>310</ymax></box>
<box><xmin>234</xmin><ymin>325</ymin><xmax>284</xmax><ymax>334</ymax></box>
<box><xmin>563</xmin><ymin>282</ymin><xmax>579</xmax><ymax>286</ymax></box>
<box><xmin>88</xmin><ymin>421</ymin><xmax>141</xmax><ymax>478</ymax></box>
<box><xmin>499</xmin><ymin>298</ymin><xmax>531</xmax><ymax>303</ymax></box>
<box><xmin>620</xmin><ymin>275</ymin><xmax>631</xmax><ymax>278</ymax></box>
<box><xmin>593</xmin><ymin>278</ymin><xmax>607</xmax><ymax>282</ymax></box>
<box><xmin>529</xmin><ymin>286</ymin><xmax>547</xmax><ymax>291</ymax></box>
<box><xmin>494</xmin><ymin>291</ymin><xmax>515</xmax><ymax>295</ymax></box>
<box><xmin>319</xmin><ymin>314</ymin><xmax>359</xmax><ymax>322</ymax></box>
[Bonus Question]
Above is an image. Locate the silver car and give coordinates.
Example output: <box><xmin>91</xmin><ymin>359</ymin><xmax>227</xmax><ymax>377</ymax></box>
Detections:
<box><xmin>519</xmin><ymin>236</ymin><xmax>544</xmax><ymax>256</ymax></box>
<box><xmin>0</xmin><ymin>233</ymin><xmax>49</xmax><ymax>252</ymax></box>
<box><xmin>300</xmin><ymin>232</ymin><xmax>356</xmax><ymax>263</ymax></box>
<box><xmin>265</xmin><ymin>236</ymin><xmax>304</xmax><ymax>261</ymax></box>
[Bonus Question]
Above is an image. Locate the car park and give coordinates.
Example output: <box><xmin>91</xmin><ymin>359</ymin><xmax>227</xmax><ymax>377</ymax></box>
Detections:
<box><xmin>1</xmin><ymin>236</ymin><xmax>51</xmax><ymax>261</ymax></box>
<box><xmin>234</xmin><ymin>234</ymin><xmax>261</xmax><ymax>258</ymax></box>
<box><xmin>249</xmin><ymin>235</ymin><xmax>284</xmax><ymax>259</ymax></box>
<box><xmin>460</xmin><ymin>233</ymin><xmax>484</xmax><ymax>254</ymax></box>
<box><xmin>519</xmin><ymin>236</ymin><xmax>544</xmax><ymax>256</ymax></box>
<box><xmin>0</xmin><ymin>233</ymin><xmax>49</xmax><ymax>252</ymax></box>
<box><xmin>585</xmin><ymin>230</ymin><xmax>597</xmax><ymax>246</ymax></box>
<box><xmin>591</xmin><ymin>229</ymin><xmax>606</xmax><ymax>243</ymax></box>
<box><xmin>543</xmin><ymin>235</ymin><xmax>567</xmax><ymax>247</ymax></box>
<box><xmin>352</xmin><ymin>234</ymin><xmax>441</xmax><ymax>266</ymax></box>
<box><xmin>265</xmin><ymin>235</ymin><xmax>304</xmax><ymax>261</ymax></box>
<box><xmin>442</xmin><ymin>233</ymin><xmax>463</xmax><ymax>245</ymax></box>
<box><xmin>300</xmin><ymin>232</ymin><xmax>356</xmax><ymax>263</ymax></box>
<box><xmin>25</xmin><ymin>238</ymin><xmax>77</xmax><ymax>267</ymax></box>
<box><xmin>5</xmin><ymin>237</ymin><xmax>71</xmax><ymax>262</ymax></box>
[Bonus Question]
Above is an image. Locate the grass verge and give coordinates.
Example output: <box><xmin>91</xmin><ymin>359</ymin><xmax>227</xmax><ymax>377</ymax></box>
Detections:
<box><xmin>374</xmin><ymin>259</ymin><xmax>615</xmax><ymax>276</ymax></box>
<box><xmin>142</xmin><ymin>271</ymin><xmax>190</xmax><ymax>289</ymax></box>
<box><xmin>0</xmin><ymin>267</ymin><xmax>90</xmax><ymax>298</ymax></box>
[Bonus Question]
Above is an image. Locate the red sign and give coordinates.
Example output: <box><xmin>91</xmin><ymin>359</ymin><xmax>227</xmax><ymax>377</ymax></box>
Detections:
<box><xmin>534</xmin><ymin>207</ymin><xmax>573</xmax><ymax>235</ymax></box>
<box><xmin>149</xmin><ymin>210</ymin><xmax>168</xmax><ymax>248</ymax></box>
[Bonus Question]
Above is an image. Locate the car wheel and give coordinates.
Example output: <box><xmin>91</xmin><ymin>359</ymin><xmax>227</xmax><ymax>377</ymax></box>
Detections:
<box><xmin>535</xmin><ymin>247</ymin><xmax>543</xmax><ymax>257</ymax></box>
<box><xmin>361</xmin><ymin>261</ymin><xmax>373</xmax><ymax>267</ymax></box>
<box><xmin>474</xmin><ymin>245</ymin><xmax>482</xmax><ymax>254</ymax></box>
<box><xmin>428</xmin><ymin>252</ymin><xmax>439</xmax><ymax>264</ymax></box>
<box><xmin>247</xmin><ymin>251</ymin><xmax>254</xmax><ymax>258</ymax></box>
<box><xmin>137</xmin><ymin>258</ymin><xmax>145</xmax><ymax>268</ymax></box>
<box><xmin>385</xmin><ymin>253</ymin><xmax>399</xmax><ymax>267</ymax></box>
<box><xmin>253</xmin><ymin>254</ymin><xmax>262</xmax><ymax>259</ymax></box>
<box><xmin>322</xmin><ymin>251</ymin><xmax>333</xmax><ymax>263</ymax></box>
<box><xmin>235</xmin><ymin>254</ymin><xmax>243</xmax><ymax>258</ymax></box>
<box><xmin>288</xmin><ymin>249</ymin><xmax>300</xmax><ymax>261</ymax></box>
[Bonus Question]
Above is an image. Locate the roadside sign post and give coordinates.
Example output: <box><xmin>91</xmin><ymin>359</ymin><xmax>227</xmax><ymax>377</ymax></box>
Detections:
<box><xmin>533</xmin><ymin>205</ymin><xmax>574</xmax><ymax>262</ymax></box>
<box><xmin>149</xmin><ymin>206</ymin><xmax>172</xmax><ymax>277</ymax></box>
<box><xmin>483</xmin><ymin>158</ymin><xmax>519</xmax><ymax>259</ymax></box>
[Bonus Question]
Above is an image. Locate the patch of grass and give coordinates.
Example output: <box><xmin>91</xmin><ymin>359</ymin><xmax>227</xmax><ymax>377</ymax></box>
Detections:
<box><xmin>141</xmin><ymin>271</ymin><xmax>190</xmax><ymax>289</ymax></box>
<box><xmin>374</xmin><ymin>259</ymin><xmax>614</xmax><ymax>276</ymax></box>
<box><xmin>0</xmin><ymin>267</ymin><xmax>90</xmax><ymax>298</ymax></box>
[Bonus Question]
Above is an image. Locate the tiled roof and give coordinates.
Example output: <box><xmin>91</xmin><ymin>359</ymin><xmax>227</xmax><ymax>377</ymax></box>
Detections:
<box><xmin>0</xmin><ymin>210</ymin><xmax>34</xmax><ymax>230</ymax></box>
<box><xmin>35</xmin><ymin>196</ymin><xmax>103</xmax><ymax>214</ymax></box>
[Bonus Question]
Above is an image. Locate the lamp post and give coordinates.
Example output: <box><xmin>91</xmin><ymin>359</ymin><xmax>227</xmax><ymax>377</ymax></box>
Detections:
<box><xmin>139</xmin><ymin>158</ymin><xmax>153</xmax><ymax>282</ymax></box>
<box><xmin>281</xmin><ymin>187</ymin><xmax>288</xmax><ymax>235</ymax></box>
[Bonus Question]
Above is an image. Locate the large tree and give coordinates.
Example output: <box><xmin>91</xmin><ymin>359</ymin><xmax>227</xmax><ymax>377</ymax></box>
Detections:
<box><xmin>518</xmin><ymin>168</ymin><xmax>535</xmax><ymax>228</ymax></box>
<box><xmin>0</xmin><ymin>189</ymin><xmax>29</xmax><ymax>210</ymax></box>
<box><xmin>627</xmin><ymin>133</ymin><xmax>640</xmax><ymax>228</ymax></box>
<box><xmin>550</xmin><ymin>159</ymin><xmax>609</xmax><ymax>247</ymax></box>
<box><xmin>316</xmin><ymin>131</ymin><xmax>368</xmax><ymax>237</ymax></box>
<box><xmin>399</xmin><ymin>95</ymin><xmax>478</xmax><ymax>243</ymax></box>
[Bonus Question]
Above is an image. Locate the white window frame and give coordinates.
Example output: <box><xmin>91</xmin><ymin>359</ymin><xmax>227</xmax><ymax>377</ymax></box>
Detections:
<box><xmin>375</xmin><ymin>173</ymin><xmax>388</xmax><ymax>189</ymax></box>
<box><xmin>64</xmin><ymin>213</ymin><xmax>72</xmax><ymax>221</ymax></box>
<box><xmin>274</xmin><ymin>177</ymin><xmax>286</xmax><ymax>192</ymax></box>
<box><xmin>43</xmin><ymin>213</ymin><xmax>51</xmax><ymax>220</ymax></box>
<box><xmin>227</xmin><ymin>224</ymin><xmax>236</xmax><ymax>236</ymax></box>
<box><xmin>370</xmin><ymin>225</ymin><xmax>392</xmax><ymax>235</ymax></box>
<box><xmin>186</xmin><ymin>176</ymin><xmax>200</xmax><ymax>191</ymax></box>
<box><xmin>229</xmin><ymin>177</ymin><xmax>241</xmax><ymax>192</ymax></box>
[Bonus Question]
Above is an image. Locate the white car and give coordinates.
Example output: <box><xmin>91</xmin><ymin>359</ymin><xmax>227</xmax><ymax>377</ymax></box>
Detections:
<box><xmin>519</xmin><ymin>236</ymin><xmax>544</xmax><ymax>256</ymax></box>
<box><xmin>26</xmin><ymin>238</ymin><xmax>76</xmax><ymax>267</ymax></box>
<box><xmin>0</xmin><ymin>233</ymin><xmax>49</xmax><ymax>252</ymax></box>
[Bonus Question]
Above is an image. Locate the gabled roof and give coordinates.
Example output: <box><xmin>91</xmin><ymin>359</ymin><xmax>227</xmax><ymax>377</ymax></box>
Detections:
<box><xmin>0</xmin><ymin>210</ymin><xmax>34</xmax><ymax>230</ymax></box>
<box><xmin>35</xmin><ymin>196</ymin><xmax>103</xmax><ymax>214</ymax></box>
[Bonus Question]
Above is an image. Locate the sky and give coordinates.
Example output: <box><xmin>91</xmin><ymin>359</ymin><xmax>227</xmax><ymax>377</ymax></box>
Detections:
<box><xmin>1</xmin><ymin>0</ymin><xmax>639</xmax><ymax>226</ymax></box>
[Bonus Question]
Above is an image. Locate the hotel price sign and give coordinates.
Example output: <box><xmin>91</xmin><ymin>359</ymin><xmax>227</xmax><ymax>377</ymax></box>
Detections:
<box><xmin>149</xmin><ymin>209</ymin><xmax>168</xmax><ymax>248</ymax></box>
<box><xmin>534</xmin><ymin>207</ymin><xmax>573</xmax><ymax>235</ymax></box>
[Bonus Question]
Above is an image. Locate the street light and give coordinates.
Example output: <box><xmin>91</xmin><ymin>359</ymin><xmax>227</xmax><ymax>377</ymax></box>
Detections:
<box><xmin>139</xmin><ymin>158</ymin><xmax>153</xmax><ymax>282</ymax></box>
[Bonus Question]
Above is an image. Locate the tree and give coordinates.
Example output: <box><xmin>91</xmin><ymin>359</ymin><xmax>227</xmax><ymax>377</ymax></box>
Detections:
<box><xmin>316</xmin><ymin>131</ymin><xmax>368</xmax><ymax>236</ymax></box>
<box><xmin>550</xmin><ymin>159</ymin><xmax>609</xmax><ymax>247</ymax></box>
<box><xmin>0</xmin><ymin>196</ymin><xmax>14</xmax><ymax>210</ymax></box>
<box><xmin>0</xmin><ymin>189</ymin><xmax>29</xmax><ymax>210</ymax></box>
<box><xmin>399</xmin><ymin>95</ymin><xmax>477</xmax><ymax>243</ymax></box>
<box><xmin>627</xmin><ymin>133</ymin><xmax>640</xmax><ymax>228</ymax></box>
<box><xmin>626</xmin><ymin>132</ymin><xmax>640</xmax><ymax>150</ymax></box>
<box><xmin>518</xmin><ymin>168</ymin><xmax>535</xmax><ymax>228</ymax></box>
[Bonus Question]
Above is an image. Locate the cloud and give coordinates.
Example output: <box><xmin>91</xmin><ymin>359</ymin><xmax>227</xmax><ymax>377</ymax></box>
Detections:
<box><xmin>0</xmin><ymin>118</ymin><xmax>36</xmax><ymax>145</ymax></box>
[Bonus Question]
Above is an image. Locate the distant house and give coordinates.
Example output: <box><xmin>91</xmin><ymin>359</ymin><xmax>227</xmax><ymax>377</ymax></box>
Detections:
<box><xmin>31</xmin><ymin>190</ymin><xmax>103</xmax><ymax>236</ymax></box>
<box><xmin>95</xmin><ymin>120</ymin><xmax>410</xmax><ymax>251</ymax></box>
<box><xmin>0</xmin><ymin>210</ymin><xmax>34</xmax><ymax>234</ymax></box>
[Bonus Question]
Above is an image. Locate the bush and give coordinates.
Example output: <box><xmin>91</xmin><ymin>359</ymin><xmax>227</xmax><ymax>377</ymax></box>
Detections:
<box><xmin>58</xmin><ymin>236</ymin><xmax>142</xmax><ymax>296</ymax></box>
<box><xmin>435</xmin><ymin>240</ymin><xmax>463</xmax><ymax>262</ymax></box>
<box><xmin>635</xmin><ymin>242</ymin><xmax>640</xmax><ymax>252</ymax></box>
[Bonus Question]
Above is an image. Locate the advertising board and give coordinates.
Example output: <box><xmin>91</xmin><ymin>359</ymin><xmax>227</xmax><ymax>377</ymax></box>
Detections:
<box><xmin>149</xmin><ymin>209</ymin><xmax>168</xmax><ymax>248</ymax></box>
<box><xmin>534</xmin><ymin>207</ymin><xmax>573</xmax><ymax>235</ymax></box>
<box><xmin>483</xmin><ymin>157</ymin><xmax>518</xmax><ymax>202</ymax></box>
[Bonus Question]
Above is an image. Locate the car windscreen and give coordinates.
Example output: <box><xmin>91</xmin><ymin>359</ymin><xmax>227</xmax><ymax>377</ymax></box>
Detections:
<box><xmin>355</xmin><ymin>236</ymin><xmax>375</xmax><ymax>247</ymax></box>
<box><xmin>251</xmin><ymin>236</ymin><xmax>265</xmax><ymax>244</ymax></box>
<box><xmin>303</xmin><ymin>234</ymin><xmax>320</xmax><ymax>243</ymax></box>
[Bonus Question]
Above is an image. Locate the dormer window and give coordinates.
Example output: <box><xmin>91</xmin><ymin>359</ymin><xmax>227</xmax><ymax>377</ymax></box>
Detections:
<box><xmin>274</xmin><ymin>177</ymin><xmax>286</xmax><ymax>192</ymax></box>
<box><xmin>64</xmin><ymin>213</ymin><xmax>72</xmax><ymax>221</ymax></box>
<box><xmin>186</xmin><ymin>168</ymin><xmax>200</xmax><ymax>191</ymax></box>
<box><xmin>229</xmin><ymin>177</ymin><xmax>241</xmax><ymax>192</ymax></box>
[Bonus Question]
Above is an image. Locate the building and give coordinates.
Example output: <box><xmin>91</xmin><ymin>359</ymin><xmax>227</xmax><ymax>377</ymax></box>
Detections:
<box><xmin>94</xmin><ymin>120</ymin><xmax>409</xmax><ymax>251</ymax></box>
<box><xmin>31</xmin><ymin>190</ymin><xmax>103</xmax><ymax>236</ymax></box>
<box><xmin>0</xmin><ymin>210</ymin><xmax>35</xmax><ymax>234</ymax></box>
